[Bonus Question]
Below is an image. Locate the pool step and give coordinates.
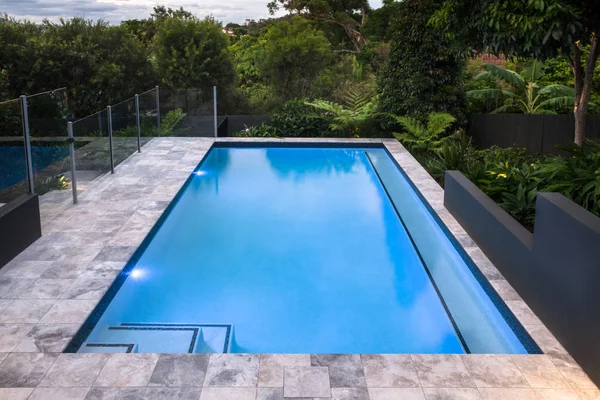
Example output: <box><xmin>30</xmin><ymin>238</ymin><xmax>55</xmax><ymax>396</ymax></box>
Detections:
<box><xmin>81</xmin><ymin>323</ymin><xmax>233</xmax><ymax>354</ymax></box>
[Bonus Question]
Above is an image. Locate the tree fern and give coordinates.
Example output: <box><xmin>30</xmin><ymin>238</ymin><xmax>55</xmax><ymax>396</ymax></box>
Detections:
<box><xmin>392</xmin><ymin>113</ymin><xmax>457</xmax><ymax>152</ymax></box>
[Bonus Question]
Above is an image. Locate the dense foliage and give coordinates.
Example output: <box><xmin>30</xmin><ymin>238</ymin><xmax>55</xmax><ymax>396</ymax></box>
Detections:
<box><xmin>397</xmin><ymin>119</ymin><xmax>600</xmax><ymax>228</ymax></box>
<box><xmin>260</xmin><ymin>17</ymin><xmax>332</xmax><ymax>101</ymax></box>
<box><xmin>378</xmin><ymin>0</ymin><xmax>467</xmax><ymax>125</ymax></box>
<box><xmin>0</xmin><ymin>17</ymin><xmax>154</xmax><ymax>117</ymax></box>
<box><xmin>432</xmin><ymin>0</ymin><xmax>600</xmax><ymax>145</ymax></box>
<box><xmin>154</xmin><ymin>16</ymin><xmax>235</xmax><ymax>90</ymax></box>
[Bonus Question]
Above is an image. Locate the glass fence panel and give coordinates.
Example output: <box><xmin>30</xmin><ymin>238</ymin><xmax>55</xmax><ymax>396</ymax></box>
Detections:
<box><xmin>159</xmin><ymin>87</ymin><xmax>213</xmax><ymax>137</ymax></box>
<box><xmin>26</xmin><ymin>89</ymin><xmax>71</xmax><ymax>199</ymax></box>
<box><xmin>111</xmin><ymin>98</ymin><xmax>140</xmax><ymax>168</ymax></box>
<box><xmin>0</xmin><ymin>98</ymin><xmax>29</xmax><ymax>207</ymax></box>
<box><xmin>71</xmin><ymin>109</ymin><xmax>111</xmax><ymax>198</ymax></box>
<box><xmin>139</xmin><ymin>89</ymin><xmax>159</xmax><ymax>138</ymax></box>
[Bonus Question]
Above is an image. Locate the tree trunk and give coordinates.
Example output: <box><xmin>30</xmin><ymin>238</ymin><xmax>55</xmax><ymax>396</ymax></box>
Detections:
<box><xmin>573</xmin><ymin>35</ymin><xmax>600</xmax><ymax>146</ymax></box>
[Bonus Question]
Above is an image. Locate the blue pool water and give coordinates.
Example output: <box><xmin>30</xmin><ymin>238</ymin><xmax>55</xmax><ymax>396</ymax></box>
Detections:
<box><xmin>0</xmin><ymin>144</ymin><xmax>70</xmax><ymax>190</ymax></box>
<box><xmin>76</xmin><ymin>147</ymin><xmax>537</xmax><ymax>354</ymax></box>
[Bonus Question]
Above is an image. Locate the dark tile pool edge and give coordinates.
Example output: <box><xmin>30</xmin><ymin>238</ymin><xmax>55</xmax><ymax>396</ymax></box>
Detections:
<box><xmin>64</xmin><ymin>147</ymin><xmax>217</xmax><ymax>353</ymax></box>
<box><xmin>212</xmin><ymin>140</ymin><xmax>385</xmax><ymax>149</ymax></box>
<box><xmin>380</xmin><ymin>145</ymin><xmax>542</xmax><ymax>355</ymax></box>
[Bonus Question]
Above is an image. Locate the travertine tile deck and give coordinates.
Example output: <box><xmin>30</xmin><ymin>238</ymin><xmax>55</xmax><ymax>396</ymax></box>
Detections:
<box><xmin>0</xmin><ymin>137</ymin><xmax>597</xmax><ymax>400</ymax></box>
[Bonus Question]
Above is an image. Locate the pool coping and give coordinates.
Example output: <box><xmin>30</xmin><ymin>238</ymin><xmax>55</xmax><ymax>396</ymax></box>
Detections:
<box><xmin>0</xmin><ymin>137</ymin><xmax>596</xmax><ymax>399</ymax></box>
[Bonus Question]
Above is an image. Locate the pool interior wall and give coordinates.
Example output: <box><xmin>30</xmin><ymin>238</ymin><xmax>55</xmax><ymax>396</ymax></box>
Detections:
<box><xmin>67</xmin><ymin>144</ymin><xmax>540</xmax><ymax>355</ymax></box>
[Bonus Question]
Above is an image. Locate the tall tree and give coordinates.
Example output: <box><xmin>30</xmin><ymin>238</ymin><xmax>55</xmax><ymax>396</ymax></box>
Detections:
<box><xmin>154</xmin><ymin>16</ymin><xmax>235</xmax><ymax>91</ymax></box>
<box><xmin>259</xmin><ymin>17</ymin><xmax>331</xmax><ymax>100</ymax></box>
<box><xmin>378</xmin><ymin>0</ymin><xmax>467</xmax><ymax>123</ymax></box>
<box><xmin>432</xmin><ymin>0</ymin><xmax>600</xmax><ymax>146</ymax></box>
<box><xmin>267</xmin><ymin>0</ymin><xmax>370</xmax><ymax>51</ymax></box>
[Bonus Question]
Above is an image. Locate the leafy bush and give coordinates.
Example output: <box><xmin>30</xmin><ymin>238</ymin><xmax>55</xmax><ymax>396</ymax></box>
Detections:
<box><xmin>269</xmin><ymin>99</ymin><xmax>332</xmax><ymax>137</ymax></box>
<box><xmin>425</xmin><ymin>134</ymin><xmax>485</xmax><ymax>182</ymax></box>
<box><xmin>537</xmin><ymin>141</ymin><xmax>600</xmax><ymax>216</ymax></box>
<box><xmin>114</xmin><ymin>109</ymin><xmax>186</xmax><ymax>137</ymax></box>
<box><xmin>160</xmin><ymin>108</ymin><xmax>186</xmax><ymax>136</ymax></box>
<box><xmin>233</xmin><ymin>124</ymin><xmax>277</xmax><ymax>137</ymax></box>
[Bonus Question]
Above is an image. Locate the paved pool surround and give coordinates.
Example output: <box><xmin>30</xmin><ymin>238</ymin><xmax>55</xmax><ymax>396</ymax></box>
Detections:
<box><xmin>0</xmin><ymin>137</ymin><xmax>596</xmax><ymax>400</ymax></box>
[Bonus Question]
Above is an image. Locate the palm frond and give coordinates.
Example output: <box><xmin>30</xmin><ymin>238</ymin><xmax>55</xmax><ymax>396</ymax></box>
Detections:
<box><xmin>467</xmin><ymin>89</ymin><xmax>515</xmax><ymax>100</ymax></box>
<box><xmin>484</xmin><ymin>64</ymin><xmax>525</xmax><ymax>88</ymax></box>
<box><xmin>305</xmin><ymin>100</ymin><xmax>343</xmax><ymax>114</ymax></box>
<box><xmin>491</xmin><ymin>104</ymin><xmax>520</xmax><ymax>114</ymax></box>
<box><xmin>538</xmin><ymin>96</ymin><xmax>575</xmax><ymax>109</ymax></box>
<box><xmin>522</xmin><ymin>59</ymin><xmax>545</xmax><ymax>83</ymax></box>
<box><xmin>538</xmin><ymin>84</ymin><xmax>575</xmax><ymax>97</ymax></box>
<box><xmin>393</xmin><ymin>116</ymin><xmax>425</xmax><ymax>137</ymax></box>
<box><xmin>427</xmin><ymin>113</ymin><xmax>456</xmax><ymax>136</ymax></box>
<box><xmin>339</xmin><ymin>86</ymin><xmax>373</xmax><ymax>112</ymax></box>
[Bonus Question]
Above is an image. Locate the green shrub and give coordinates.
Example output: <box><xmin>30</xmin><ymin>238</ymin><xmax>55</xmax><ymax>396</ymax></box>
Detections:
<box><xmin>425</xmin><ymin>134</ymin><xmax>485</xmax><ymax>183</ymax></box>
<box><xmin>160</xmin><ymin>108</ymin><xmax>186</xmax><ymax>136</ymax></box>
<box><xmin>269</xmin><ymin>99</ymin><xmax>332</xmax><ymax>137</ymax></box>
<box><xmin>233</xmin><ymin>124</ymin><xmax>277</xmax><ymax>137</ymax></box>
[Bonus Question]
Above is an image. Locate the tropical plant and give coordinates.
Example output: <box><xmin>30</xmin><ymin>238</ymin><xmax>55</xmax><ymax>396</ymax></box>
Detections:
<box><xmin>432</xmin><ymin>0</ymin><xmax>600</xmax><ymax>145</ymax></box>
<box><xmin>537</xmin><ymin>140</ymin><xmax>600</xmax><ymax>216</ymax></box>
<box><xmin>467</xmin><ymin>61</ymin><xmax>598</xmax><ymax>114</ymax></box>
<box><xmin>500</xmin><ymin>184</ymin><xmax>539</xmax><ymax>228</ymax></box>
<box><xmin>306</xmin><ymin>88</ymin><xmax>378</xmax><ymax>137</ymax></box>
<box><xmin>425</xmin><ymin>134</ymin><xmax>485</xmax><ymax>183</ymax></box>
<box><xmin>392</xmin><ymin>113</ymin><xmax>457</xmax><ymax>156</ymax></box>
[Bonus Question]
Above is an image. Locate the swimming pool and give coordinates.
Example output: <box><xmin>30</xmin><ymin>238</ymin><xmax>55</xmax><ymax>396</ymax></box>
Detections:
<box><xmin>70</xmin><ymin>145</ymin><xmax>540</xmax><ymax>354</ymax></box>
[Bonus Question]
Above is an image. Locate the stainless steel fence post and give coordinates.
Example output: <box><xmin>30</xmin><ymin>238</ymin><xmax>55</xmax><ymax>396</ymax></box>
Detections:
<box><xmin>107</xmin><ymin>105</ymin><xmax>115</xmax><ymax>174</ymax></box>
<box><xmin>156</xmin><ymin>86</ymin><xmax>161</xmax><ymax>137</ymax></box>
<box><xmin>135</xmin><ymin>94</ymin><xmax>141</xmax><ymax>152</ymax></box>
<box><xmin>20</xmin><ymin>95</ymin><xmax>35</xmax><ymax>194</ymax></box>
<box><xmin>213</xmin><ymin>86</ymin><xmax>218</xmax><ymax>138</ymax></box>
<box><xmin>67</xmin><ymin>122</ymin><xmax>78</xmax><ymax>204</ymax></box>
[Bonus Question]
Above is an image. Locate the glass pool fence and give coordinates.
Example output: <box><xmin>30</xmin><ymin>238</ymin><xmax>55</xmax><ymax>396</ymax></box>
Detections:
<box><xmin>0</xmin><ymin>85</ymin><xmax>239</xmax><ymax>208</ymax></box>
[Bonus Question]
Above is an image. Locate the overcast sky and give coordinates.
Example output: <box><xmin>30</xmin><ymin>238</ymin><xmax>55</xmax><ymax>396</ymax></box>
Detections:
<box><xmin>2</xmin><ymin>0</ymin><xmax>384</xmax><ymax>25</ymax></box>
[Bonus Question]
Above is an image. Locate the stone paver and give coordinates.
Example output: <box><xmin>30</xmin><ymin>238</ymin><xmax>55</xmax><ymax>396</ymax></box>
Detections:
<box><xmin>412</xmin><ymin>354</ymin><xmax>475</xmax><ymax>388</ymax></box>
<box><xmin>0</xmin><ymin>137</ymin><xmax>596</xmax><ymax>397</ymax></box>
<box><xmin>312</xmin><ymin>354</ymin><xmax>367</xmax><ymax>388</ymax></box>
<box><xmin>258</xmin><ymin>354</ymin><xmax>310</xmax><ymax>387</ymax></box>
<box><xmin>283</xmin><ymin>366</ymin><xmax>330</xmax><ymax>398</ymax></box>
<box><xmin>94</xmin><ymin>353</ymin><xmax>159</xmax><ymax>387</ymax></box>
<box><xmin>0</xmin><ymin>353</ymin><xmax>58</xmax><ymax>387</ymax></box>
<box><xmin>361</xmin><ymin>354</ymin><xmax>419</xmax><ymax>388</ymax></box>
<box><xmin>204</xmin><ymin>354</ymin><xmax>259</xmax><ymax>388</ymax></box>
<box><xmin>148</xmin><ymin>354</ymin><xmax>210</xmax><ymax>387</ymax></box>
<box><xmin>39</xmin><ymin>353</ymin><xmax>108</xmax><ymax>387</ymax></box>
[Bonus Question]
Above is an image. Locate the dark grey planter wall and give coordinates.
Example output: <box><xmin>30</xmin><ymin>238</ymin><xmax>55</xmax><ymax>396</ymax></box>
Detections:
<box><xmin>444</xmin><ymin>171</ymin><xmax>600</xmax><ymax>386</ymax></box>
<box><xmin>469</xmin><ymin>114</ymin><xmax>600</xmax><ymax>155</ymax></box>
<box><xmin>0</xmin><ymin>195</ymin><xmax>42</xmax><ymax>268</ymax></box>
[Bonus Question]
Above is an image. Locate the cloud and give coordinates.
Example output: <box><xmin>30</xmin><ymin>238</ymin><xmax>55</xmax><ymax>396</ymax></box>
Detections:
<box><xmin>3</xmin><ymin>0</ymin><xmax>383</xmax><ymax>25</ymax></box>
<box><xmin>2</xmin><ymin>0</ymin><xmax>280</xmax><ymax>24</ymax></box>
